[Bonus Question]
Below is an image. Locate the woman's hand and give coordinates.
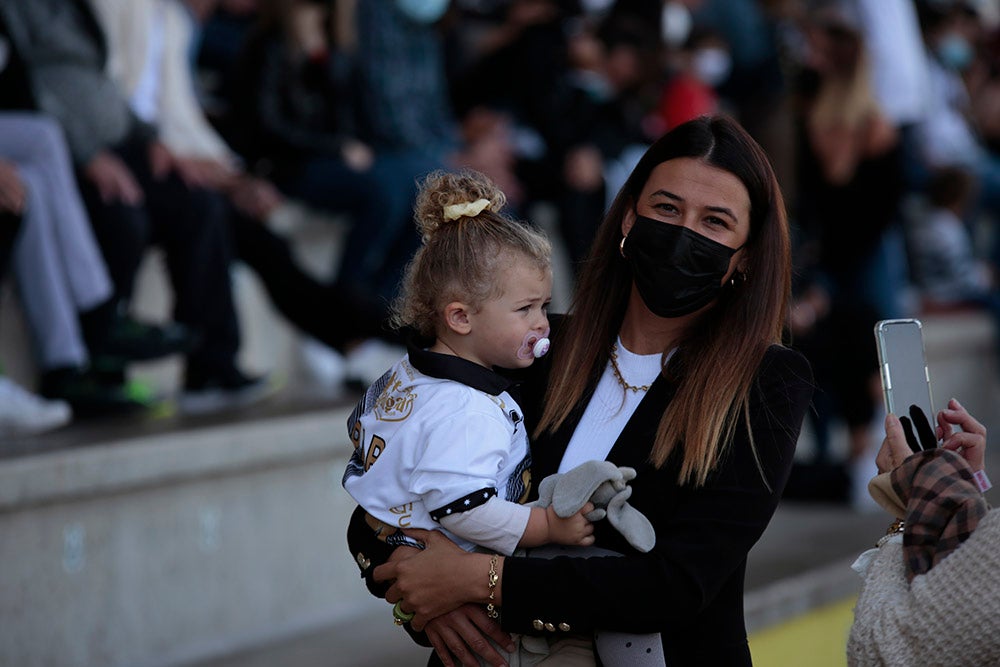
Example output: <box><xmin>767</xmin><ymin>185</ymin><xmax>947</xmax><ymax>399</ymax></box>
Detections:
<box><xmin>374</xmin><ymin>529</ymin><xmax>495</xmax><ymax>631</ymax></box>
<box><xmin>172</xmin><ymin>157</ymin><xmax>234</xmax><ymax>190</ymax></box>
<box><xmin>424</xmin><ymin>604</ymin><xmax>514</xmax><ymax>667</ymax></box>
<box><xmin>228</xmin><ymin>175</ymin><xmax>284</xmax><ymax>219</ymax></box>
<box><xmin>876</xmin><ymin>412</ymin><xmax>915</xmax><ymax>473</ymax></box>
<box><xmin>876</xmin><ymin>399</ymin><xmax>987</xmax><ymax>474</ymax></box>
<box><xmin>84</xmin><ymin>151</ymin><xmax>143</xmax><ymax>205</ymax></box>
<box><xmin>938</xmin><ymin>398</ymin><xmax>987</xmax><ymax>472</ymax></box>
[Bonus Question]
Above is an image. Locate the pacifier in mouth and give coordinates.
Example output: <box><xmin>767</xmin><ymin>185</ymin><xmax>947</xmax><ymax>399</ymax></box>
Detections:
<box><xmin>517</xmin><ymin>328</ymin><xmax>551</xmax><ymax>359</ymax></box>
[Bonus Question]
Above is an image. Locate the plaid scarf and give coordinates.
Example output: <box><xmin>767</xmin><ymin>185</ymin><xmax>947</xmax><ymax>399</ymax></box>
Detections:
<box><xmin>891</xmin><ymin>448</ymin><xmax>989</xmax><ymax>581</ymax></box>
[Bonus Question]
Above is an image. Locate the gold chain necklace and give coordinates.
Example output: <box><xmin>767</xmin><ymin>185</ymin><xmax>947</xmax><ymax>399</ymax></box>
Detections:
<box><xmin>609</xmin><ymin>344</ymin><xmax>650</xmax><ymax>393</ymax></box>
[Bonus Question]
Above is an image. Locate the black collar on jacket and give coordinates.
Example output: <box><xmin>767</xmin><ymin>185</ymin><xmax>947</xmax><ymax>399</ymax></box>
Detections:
<box><xmin>405</xmin><ymin>338</ymin><xmax>516</xmax><ymax>397</ymax></box>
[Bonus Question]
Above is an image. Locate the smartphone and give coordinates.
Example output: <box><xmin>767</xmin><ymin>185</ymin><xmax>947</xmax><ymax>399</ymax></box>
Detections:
<box><xmin>874</xmin><ymin>319</ymin><xmax>936</xmax><ymax>440</ymax></box>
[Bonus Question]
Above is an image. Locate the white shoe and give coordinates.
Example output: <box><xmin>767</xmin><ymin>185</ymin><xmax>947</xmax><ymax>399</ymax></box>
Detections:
<box><xmin>177</xmin><ymin>371</ymin><xmax>281</xmax><ymax>416</ymax></box>
<box><xmin>0</xmin><ymin>376</ymin><xmax>73</xmax><ymax>437</ymax></box>
<box><xmin>299</xmin><ymin>337</ymin><xmax>346</xmax><ymax>391</ymax></box>
<box><xmin>344</xmin><ymin>339</ymin><xmax>405</xmax><ymax>387</ymax></box>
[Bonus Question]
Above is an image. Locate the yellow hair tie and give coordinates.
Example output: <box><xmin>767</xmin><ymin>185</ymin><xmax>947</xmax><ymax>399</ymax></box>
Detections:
<box><xmin>443</xmin><ymin>198</ymin><xmax>491</xmax><ymax>221</ymax></box>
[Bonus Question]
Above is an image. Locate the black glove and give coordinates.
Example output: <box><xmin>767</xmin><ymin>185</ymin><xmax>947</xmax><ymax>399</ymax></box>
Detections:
<box><xmin>899</xmin><ymin>404</ymin><xmax>937</xmax><ymax>453</ymax></box>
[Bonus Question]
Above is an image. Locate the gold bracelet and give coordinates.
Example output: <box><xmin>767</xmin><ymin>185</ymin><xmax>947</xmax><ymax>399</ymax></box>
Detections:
<box><xmin>486</xmin><ymin>554</ymin><xmax>500</xmax><ymax>619</ymax></box>
<box><xmin>875</xmin><ymin>519</ymin><xmax>905</xmax><ymax>548</ymax></box>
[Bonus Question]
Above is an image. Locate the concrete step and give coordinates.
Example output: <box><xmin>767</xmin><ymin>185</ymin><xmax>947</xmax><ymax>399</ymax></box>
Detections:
<box><xmin>191</xmin><ymin>607</ymin><xmax>430</xmax><ymax>667</ymax></box>
<box><xmin>0</xmin><ymin>402</ymin><xmax>368</xmax><ymax>667</ymax></box>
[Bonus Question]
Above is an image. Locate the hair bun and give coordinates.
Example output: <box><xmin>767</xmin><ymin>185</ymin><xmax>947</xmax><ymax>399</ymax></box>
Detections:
<box><xmin>414</xmin><ymin>170</ymin><xmax>507</xmax><ymax>241</ymax></box>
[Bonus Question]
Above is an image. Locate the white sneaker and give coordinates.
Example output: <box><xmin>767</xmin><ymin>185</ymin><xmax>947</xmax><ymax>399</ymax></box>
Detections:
<box><xmin>344</xmin><ymin>339</ymin><xmax>405</xmax><ymax>388</ymax></box>
<box><xmin>177</xmin><ymin>370</ymin><xmax>282</xmax><ymax>416</ymax></box>
<box><xmin>299</xmin><ymin>337</ymin><xmax>346</xmax><ymax>391</ymax></box>
<box><xmin>0</xmin><ymin>376</ymin><xmax>73</xmax><ymax>437</ymax></box>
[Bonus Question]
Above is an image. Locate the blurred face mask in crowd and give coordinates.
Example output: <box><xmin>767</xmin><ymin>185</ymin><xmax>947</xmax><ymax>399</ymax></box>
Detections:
<box><xmin>936</xmin><ymin>32</ymin><xmax>974</xmax><ymax>71</ymax></box>
<box><xmin>396</xmin><ymin>0</ymin><xmax>449</xmax><ymax>24</ymax></box>
<box><xmin>661</xmin><ymin>1</ymin><xmax>693</xmax><ymax>48</ymax></box>
<box><xmin>692</xmin><ymin>47</ymin><xmax>732</xmax><ymax>87</ymax></box>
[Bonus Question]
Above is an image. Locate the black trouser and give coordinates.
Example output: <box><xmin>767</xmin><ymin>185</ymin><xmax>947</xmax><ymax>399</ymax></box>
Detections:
<box><xmin>0</xmin><ymin>211</ymin><xmax>21</xmax><ymax>278</ymax></box>
<box><xmin>78</xmin><ymin>132</ymin><xmax>240</xmax><ymax>376</ymax></box>
<box><xmin>229</xmin><ymin>212</ymin><xmax>397</xmax><ymax>352</ymax></box>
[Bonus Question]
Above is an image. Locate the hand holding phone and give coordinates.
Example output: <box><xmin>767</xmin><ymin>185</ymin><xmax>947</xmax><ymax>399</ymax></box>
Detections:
<box><xmin>874</xmin><ymin>319</ymin><xmax>938</xmax><ymax>449</ymax></box>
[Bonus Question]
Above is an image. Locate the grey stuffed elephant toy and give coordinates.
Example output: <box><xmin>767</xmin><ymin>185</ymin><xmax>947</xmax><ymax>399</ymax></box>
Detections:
<box><xmin>530</xmin><ymin>459</ymin><xmax>656</xmax><ymax>552</ymax></box>
<box><xmin>523</xmin><ymin>460</ymin><xmax>664</xmax><ymax>666</ymax></box>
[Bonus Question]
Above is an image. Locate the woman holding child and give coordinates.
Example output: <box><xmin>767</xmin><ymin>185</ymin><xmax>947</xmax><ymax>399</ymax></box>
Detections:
<box><xmin>349</xmin><ymin>115</ymin><xmax>814</xmax><ymax>666</ymax></box>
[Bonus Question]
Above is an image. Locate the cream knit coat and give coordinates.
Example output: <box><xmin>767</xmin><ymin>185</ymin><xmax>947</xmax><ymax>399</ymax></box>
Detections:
<box><xmin>848</xmin><ymin>509</ymin><xmax>1000</xmax><ymax>666</ymax></box>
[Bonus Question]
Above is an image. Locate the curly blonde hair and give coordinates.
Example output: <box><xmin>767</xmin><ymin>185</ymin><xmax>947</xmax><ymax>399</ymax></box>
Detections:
<box><xmin>391</xmin><ymin>170</ymin><xmax>552</xmax><ymax>338</ymax></box>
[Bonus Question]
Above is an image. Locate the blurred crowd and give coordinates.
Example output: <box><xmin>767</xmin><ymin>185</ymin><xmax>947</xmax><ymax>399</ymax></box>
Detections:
<box><xmin>0</xmin><ymin>0</ymin><xmax>999</xmax><ymax>487</ymax></box>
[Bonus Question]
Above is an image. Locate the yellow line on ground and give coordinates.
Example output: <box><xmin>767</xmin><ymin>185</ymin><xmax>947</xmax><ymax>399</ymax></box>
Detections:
<box><xmin>748</xmin><ymin>596</ymin><xmax>857</xmax><ymax>667</ymax></box>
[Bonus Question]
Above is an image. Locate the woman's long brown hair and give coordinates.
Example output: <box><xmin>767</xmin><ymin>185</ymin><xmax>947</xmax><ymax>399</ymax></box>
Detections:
<box><xmin>534</xmin><ymin>115</ymin><xmax>792</xmax><ymax>487</ymax></box>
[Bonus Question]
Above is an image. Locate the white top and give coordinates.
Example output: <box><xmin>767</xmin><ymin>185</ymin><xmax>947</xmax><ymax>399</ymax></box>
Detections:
<box><xmin>559</xmin><ymin>339</ymin><xmax>670</xmax><ymax>473</ymax></box>
<box><xmin>855</xmin><ymin>0</ymin><xmax>930</xmax><ymax>125</ymax></box>
<box><xmin>91</xmin><ymin>0</ymin><xmax>237</xmax><ymax>162</ymax></box>
<box><xmin>128</xmin><ymin>1</ymin><xmax>165</xmax><ymax>124</ymax></box>
<box><xmin>342</xmin><ymin>351</ymin><xmax>532</xmax><ymax>555</ymax></box>
<box><xmin>917</xmin><ymin>56</ymin><xmax>984</xmax><ymax>170</ymax></box>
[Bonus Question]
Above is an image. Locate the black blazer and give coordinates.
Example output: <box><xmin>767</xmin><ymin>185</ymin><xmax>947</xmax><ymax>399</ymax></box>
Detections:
<box><xmin>502</xmin><ymin>322</ymin><xmax>814</xmax><ymax>665</ymax></box>
<box><xmin>347</xmin><ymin>317</ymin><xmax>814</xmax><ymax>665</ymax></box>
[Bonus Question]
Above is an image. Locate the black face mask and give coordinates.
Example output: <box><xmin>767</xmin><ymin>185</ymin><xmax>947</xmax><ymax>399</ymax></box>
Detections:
<box><xmin>623</xmin><ymin>215</ymin><xmax>741</xmax><ymax>318</ymax></box>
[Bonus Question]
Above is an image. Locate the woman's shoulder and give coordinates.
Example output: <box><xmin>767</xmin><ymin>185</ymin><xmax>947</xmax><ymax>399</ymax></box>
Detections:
<box><xmin>759</xmin><ymin>344</ymin><xmax>814</xmax><ymax>384</ymax></box>
<box><xmin>749</xmin><ymin>345</ymin><xmax>816</xmax><ymax>411</ymax></box>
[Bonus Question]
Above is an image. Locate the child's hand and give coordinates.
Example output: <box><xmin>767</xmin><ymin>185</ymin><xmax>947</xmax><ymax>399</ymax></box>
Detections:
<box><xmin>546</xmin><ymin>503</ymin><xmax>595</xmax><ymax>547</ymax></box>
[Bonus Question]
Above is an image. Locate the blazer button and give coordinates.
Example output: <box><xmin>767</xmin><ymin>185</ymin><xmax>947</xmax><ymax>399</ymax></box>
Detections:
<box><xmin>558</xmin><ymin>622</ymin><xmax>571</xmax><ymax>632</ymax></box>
<box><xmin>532</xmin><ymin>619</ymin><xmax>545</xmax><ymax>631</ymax></box>
<box><xmin>544</xmin><ymin>622</ymin><xmax>556</xmax><ymax>632</ymax></box>
<box><xmin>355</xmin><ymin>552</ymin><xmax>371</xmax><ymax>570</ymax></box>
